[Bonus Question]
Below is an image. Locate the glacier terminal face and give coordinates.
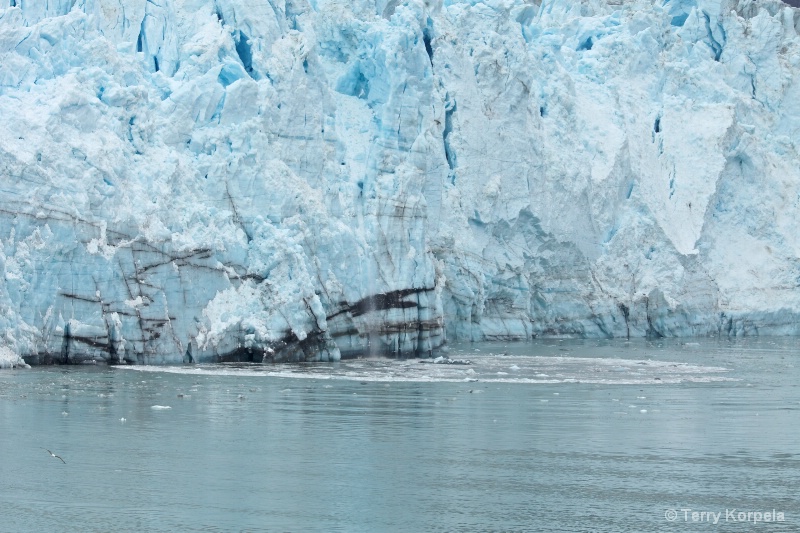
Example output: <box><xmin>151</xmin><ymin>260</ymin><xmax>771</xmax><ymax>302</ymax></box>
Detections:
<box><xmin>0</xmin><ymin>0</ymin><xmax>798</xmax><ymax>363</ymax></box>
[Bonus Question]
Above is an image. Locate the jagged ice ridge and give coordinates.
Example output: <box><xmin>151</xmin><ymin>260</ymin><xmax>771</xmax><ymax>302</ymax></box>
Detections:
<box><xmin>0</xmin><ymin>0</ymin><xmax>799</xmax><ymax>364</ymax></box>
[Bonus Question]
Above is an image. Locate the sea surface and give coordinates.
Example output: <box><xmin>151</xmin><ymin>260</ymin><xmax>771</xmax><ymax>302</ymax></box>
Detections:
<box><xmin>1</xmin><ymin>338</ymin><xmax>798</xmax><ymax>532</ymax></box>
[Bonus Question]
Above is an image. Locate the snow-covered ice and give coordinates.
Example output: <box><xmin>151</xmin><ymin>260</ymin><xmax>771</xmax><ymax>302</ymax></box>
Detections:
<box><xmin>0</xmin><ymin>0</ymin><xmax>799</xmax><ymax>364</ymax></box>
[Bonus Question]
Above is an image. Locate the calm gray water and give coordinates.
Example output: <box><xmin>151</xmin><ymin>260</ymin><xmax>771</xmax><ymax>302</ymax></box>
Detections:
<box><xmin>1</xmin><ymin>338</ymin><xmax>799</xmax><ymax>532</ymax></box>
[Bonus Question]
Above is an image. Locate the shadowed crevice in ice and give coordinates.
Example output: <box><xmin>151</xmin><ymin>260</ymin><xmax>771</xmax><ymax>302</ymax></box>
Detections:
<box><xmin>442</xmin><ymin>98</ymin><xmax>457</xmax><ymax>174</ymax></box>
<box><xmin>234</xmin><ymin>30</ymin><xmax>254</xmax><ymax>77</ymax></box>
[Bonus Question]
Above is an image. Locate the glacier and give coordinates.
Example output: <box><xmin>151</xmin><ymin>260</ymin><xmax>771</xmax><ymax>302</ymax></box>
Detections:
<box><xmin>0</xmin><ymin>0</ymin><xmax>799</xmax><ymax>364</ymax></box>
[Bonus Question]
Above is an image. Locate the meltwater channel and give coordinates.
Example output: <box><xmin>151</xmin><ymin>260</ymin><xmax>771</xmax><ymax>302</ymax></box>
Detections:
<box><xmin>1</xmin><ymin>338</ymin><xmax>799</xmax><ymax>532</ymax></box>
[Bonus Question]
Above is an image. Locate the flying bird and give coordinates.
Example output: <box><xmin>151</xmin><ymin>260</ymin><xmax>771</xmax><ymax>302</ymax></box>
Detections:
<box><xmin>41</xmin><ymin>448</ymin><xmax>66</xmax><ymax>464</ymax></box>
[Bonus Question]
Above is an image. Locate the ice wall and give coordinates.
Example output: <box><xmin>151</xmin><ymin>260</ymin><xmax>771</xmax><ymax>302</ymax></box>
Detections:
<box><xmin>0</xmin><ymin>0</ymin><xmax>798</xmax><ymax>363</ymax></box>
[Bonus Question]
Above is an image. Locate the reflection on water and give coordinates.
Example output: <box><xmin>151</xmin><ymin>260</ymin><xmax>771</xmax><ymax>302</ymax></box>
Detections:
<box><xmin>0</xmin><ymin>338</ymin><xmax>798</xmax><ymax>532</ymax></box>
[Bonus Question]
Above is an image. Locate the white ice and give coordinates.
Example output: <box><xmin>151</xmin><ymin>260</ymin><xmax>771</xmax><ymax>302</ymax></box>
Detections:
<box><xmin>0</xmin><ymin>0</ymin><xmax>798</xmax><ymax>364</ymax></box>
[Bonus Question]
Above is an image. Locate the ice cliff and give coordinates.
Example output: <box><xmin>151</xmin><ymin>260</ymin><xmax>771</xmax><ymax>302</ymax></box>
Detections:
<box><xmin>0</xmin><ymin>0</ymin><xmax>798</xmax><ymax>364</ymax></box>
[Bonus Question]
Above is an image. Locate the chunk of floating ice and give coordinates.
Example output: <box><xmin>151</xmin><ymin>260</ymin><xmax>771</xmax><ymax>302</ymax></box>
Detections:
<box><xmin>151</xmin><ymin>405</ymin><xmax>171</xmax><ymax>410</ymax></box>
<box><xmin>509</xmin><ymin>365</ymin><xmax>520</xmax><ymax>371</ymax></box>
<box><xmin>423</xmin><ymin>356</ymin><xmax>472</xmax><ymax>365</ymax></box>
<box><xmin>535</xmin><ymin>373</ymin><xmax>549</xmax><ymax>378</ymax></box>
<box><xmin>640</xmin><ymin>409</ymin><xmax>648</xmax><ymax>413</ymax></box>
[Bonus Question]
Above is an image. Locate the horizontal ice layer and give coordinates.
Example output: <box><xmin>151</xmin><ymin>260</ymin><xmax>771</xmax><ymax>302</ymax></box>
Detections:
<box><xmin>0</xmin><ymin>0</ymin><xmax>798</xmax><ymax>364</ymax></box>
